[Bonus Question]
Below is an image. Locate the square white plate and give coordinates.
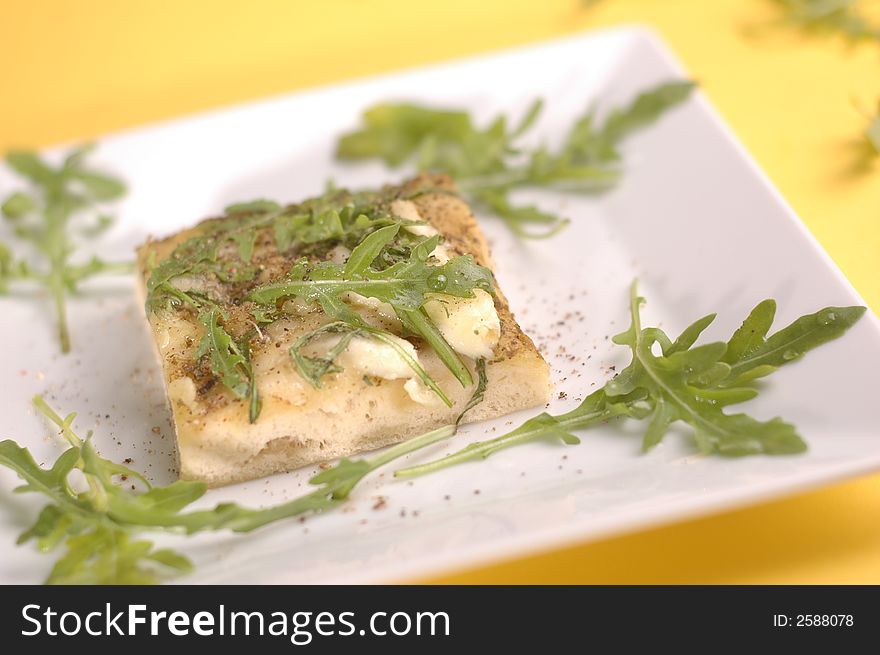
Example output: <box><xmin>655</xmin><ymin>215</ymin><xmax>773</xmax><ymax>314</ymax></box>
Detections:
<box><xmin>1</xmin><ymin>26</ymin><xmax>879</xmax><ymax>584</ymax></box>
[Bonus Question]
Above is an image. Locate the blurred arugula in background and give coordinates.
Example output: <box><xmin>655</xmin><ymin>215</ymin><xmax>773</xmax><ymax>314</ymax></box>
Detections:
<box><xmin>867</xmin><ymin>103</ymin><xmax>880</xmax><ymax>154</ymax></box>
<box><xmin>0</xmin><ymin>146</ymin><xmax>129</xmax><ymax>353</ymax></box>
<box><xmin>337</xmin><ymin>81</ymin><xmax>695</xmax><ymax>237</ymax></box>
<box><xmin>769</xmin><ymin>0</ymin><xmax>880</xmax><ymax>42</ymax></box>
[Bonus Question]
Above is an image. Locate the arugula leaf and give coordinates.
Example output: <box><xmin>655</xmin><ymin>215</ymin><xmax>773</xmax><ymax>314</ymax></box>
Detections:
<box><xmin>247</xmin><ymin>228</ymin><xmax>491</xmax><ymax>391</ymax></box>
<box><xmin>0</xmin><ymin>243</ymin><xmax>29</xmax><ymax>292</ymax></box>
<box><xmin>396</xmin><ymin>282</ymin><xmax>865</xmax><ymax>477</ymax></box>
<box><xmin>246</xmin><ymin>241</ymin><xmax>493</xmax><ymax>310</ymax></box>
<box><xmin>867</xmin><ymin>104</ymin><xmax>880</xmax><ymax>155</ymax></box>
<box><xmin>280</xmin><ymin>222</ymin><xmax>483</xmax><ymax>401</ymax></box>
<box><xmin>146</xmin><ymin>235</ymin><xmax>219</xmax><ymax>302</ymax></box>
<box><xmin>195</xmin><ymin>307</ymin><xmax>261</xmax><ymax>421</ymax></box>
<box><xmin>1</xmin><ymin>192</ymin><xmax>37</xmax><ymax>219</ymax></box>
<box><xmin>458</xmin><ymin>358</ymin><xmax>488</xmax><ymax>424</ymax></box>
<box><xmin>196</xmin><ymin>307</ymin><xmax>250</xmax><ymax>396</ymax></box>
<box><xmin>396</xmin><ymin>389</ymin><xmax>643</xmax><ymax>478</ymax></box>
<box><xmin>604</xmin><ymin>288</ymin><xmax>806</xmax><ymax>456</ymax></box>
<box><xmin>397</xmin><ymin>307</ymin><xmax>473</xmax><ymax>387</ymax></box>
<box><xmin>144</xmin><ymin>190</ymin><xmax>403</xmax><ymax>310</ymax></box>
<box><xmin>232</xmin><ymin>228</ymin><xmax>257</xmax><ymax>263</ymax></box>
<box><xmin>46</xmin><ymin>527</ymin><xmax>193</xmax><ymax>585</ymax></box>
<box><xmin>768</xmin><ymin>0</ymin><xmax>880</xmax><ymax>42</ymax></box>
<box><xmin>719</xmin><ymin>299</ymin><xmax>865</xmax><ymax>385</ymax></box>
<box><xmin>225</xmin><ymin>199</ymin><xmax>281</xmax><ymax>214</ymax></box>
<box><xmin>343</xmin><ymin>223</ymin><xmax>400</xmax><ymax>276</ymax></box>
<box><xmin>1</xmin><ymin>396</ymin><xmax>463</xmax><ymax>583</ymax></box>
<box><xmin>336</xmin><ymin>81</ymin><xmax>695</xmax><ymax>236</ymax></box>
<box><xmin>1</xmin><ymin>145</ymin><xmax>128</xmax><ymax>352</ymax></box>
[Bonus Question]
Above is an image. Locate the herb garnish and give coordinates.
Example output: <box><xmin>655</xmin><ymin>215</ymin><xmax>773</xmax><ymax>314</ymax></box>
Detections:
<box><xmin>867</xmin><ymin>102</ymin><xmax>880</xmax><ymax>155</ymax></box>
<box><xmin>768</xmin><ymin>0</ymin><xmax>880</xmax><ymax>43</ymax></box>
<box><xmin>0</xmin><ymin>397</ymin><xmax>453</xmax><ymax>583</ymax></box>
<box><xmin>1</xmin><ymin>363</ymin><xmax>489</xmax><ymax>583</ymax></box>
<box><xmin>247</xmin><ymin>227</ymin><xmax>493</xmax><ymax>393</ymax></box>
<box><xmin>396</xmin><ymin>282</ymin><xmax>866</xmax><ymax>477</ymax></box>
<box><xmin>336</xmin><ymin>81</ymin><xmax>695</xmax><ymax>236</ymax></box>
<box><xmin>0</xmin><ymin>145</ymin><xmax>128</xmax><ymax>353</ymax></box>
<box><xmin>144</xmin><ymin>185</ymin><xmax>494</xmax><ymax>416</ymax></box>
<box><xmin>196</xmin><ymin>307</ymin><xmax>262</xmax><ymax>423</ymax></box>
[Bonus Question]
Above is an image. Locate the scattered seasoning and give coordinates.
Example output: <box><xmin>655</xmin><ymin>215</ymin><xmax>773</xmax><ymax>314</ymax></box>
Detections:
<box><xmin>372</xmin><ymin>496</ymin><xmax>388</xmax><ymax>511</ymax></box>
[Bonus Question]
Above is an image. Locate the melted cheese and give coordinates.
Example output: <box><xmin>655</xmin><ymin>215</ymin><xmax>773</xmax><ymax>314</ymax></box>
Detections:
<box><xmin>332</xmin><ymin>333</ymin><xmax>441</xmax><ymax>406</ymax></box>
<box><xmin>424</xmin><ymin>289</ymin><xmax>500</xmax><ymax>360</ymax></box>
<box><xmin>343</xmin><ymin>292</ymin><xmax>400</xmax><ymax>325</ymax></box>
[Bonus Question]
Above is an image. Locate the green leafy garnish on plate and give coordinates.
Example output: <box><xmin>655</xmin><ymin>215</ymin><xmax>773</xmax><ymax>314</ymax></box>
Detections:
<box><xmin>0</xmin><ymin>398</ymin><xmax>454</xmax><ymax>584</ymax></box>
<box><xmin>336</xmin><ymin>81</ymin><xmax>695</xmax><ymax>237</ymax></box>
<box><xmin>395</xmin><ymin>282</ymin><xmax>865</xmax><ymax>477</ymax></box>
<box><xmin>0</xmin><ymin>361</ymin><xmax>489</xmax><ymax>584</ymax></box>
<box><xmin>0</xmin><ymin>145</ymin><xmax>129</xmax><ymax>353</ymax></box>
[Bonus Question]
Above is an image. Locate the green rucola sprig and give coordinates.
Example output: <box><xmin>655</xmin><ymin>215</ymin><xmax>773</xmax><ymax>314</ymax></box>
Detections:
<box><xmin>396</xmin><ymin>282</ymin><xmax>865</xmax><ymax>477</ymax></box>
<box><xmin>1</xmin><ymin>145</ymin><xmax>128</xmax><ymax>353</ymax></box>
<box><xmin>336</xmin><ymin>81</ymin><xmax>696</xmax><ymax>237</ymax></box>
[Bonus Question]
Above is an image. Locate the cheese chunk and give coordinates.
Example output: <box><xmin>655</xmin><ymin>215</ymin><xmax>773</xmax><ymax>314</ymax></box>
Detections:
<box><xmin>424</xmin><ymin>289</ymin><xmax>501</xmax><ymax>360</ymax></box>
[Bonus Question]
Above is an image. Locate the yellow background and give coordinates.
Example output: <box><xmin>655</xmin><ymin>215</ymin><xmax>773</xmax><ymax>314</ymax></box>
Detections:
<box><xmin>2</xmin><ymin>0</ymin><xmax>879</xmax><ymax>583</ymax></box>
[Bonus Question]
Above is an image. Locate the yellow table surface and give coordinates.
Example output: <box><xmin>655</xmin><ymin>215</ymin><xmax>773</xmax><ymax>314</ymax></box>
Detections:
<box><xmin>2</xmin><ymin>0</ymin><xmax>879</xmax><ymax>584</ymax></box>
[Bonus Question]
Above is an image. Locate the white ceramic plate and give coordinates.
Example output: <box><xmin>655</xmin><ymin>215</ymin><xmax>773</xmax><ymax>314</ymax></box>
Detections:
<box><xmin>1</xmin><ymin>26</ymin><xmax>879</xmax><ymax>584</ymax></box>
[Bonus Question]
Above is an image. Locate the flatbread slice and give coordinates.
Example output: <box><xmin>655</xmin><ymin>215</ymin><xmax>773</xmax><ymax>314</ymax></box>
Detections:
<box><xmin>137</xmin><ymin>174</ymin><xmax>551</xmax><ymax>486</ymax></box>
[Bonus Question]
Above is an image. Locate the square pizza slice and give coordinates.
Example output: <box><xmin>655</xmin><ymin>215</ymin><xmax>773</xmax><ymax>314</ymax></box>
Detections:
<box><xmin>137</xmin><ymin>174</ymin><xmax>551</xmax><ymax>486</ymax></box>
